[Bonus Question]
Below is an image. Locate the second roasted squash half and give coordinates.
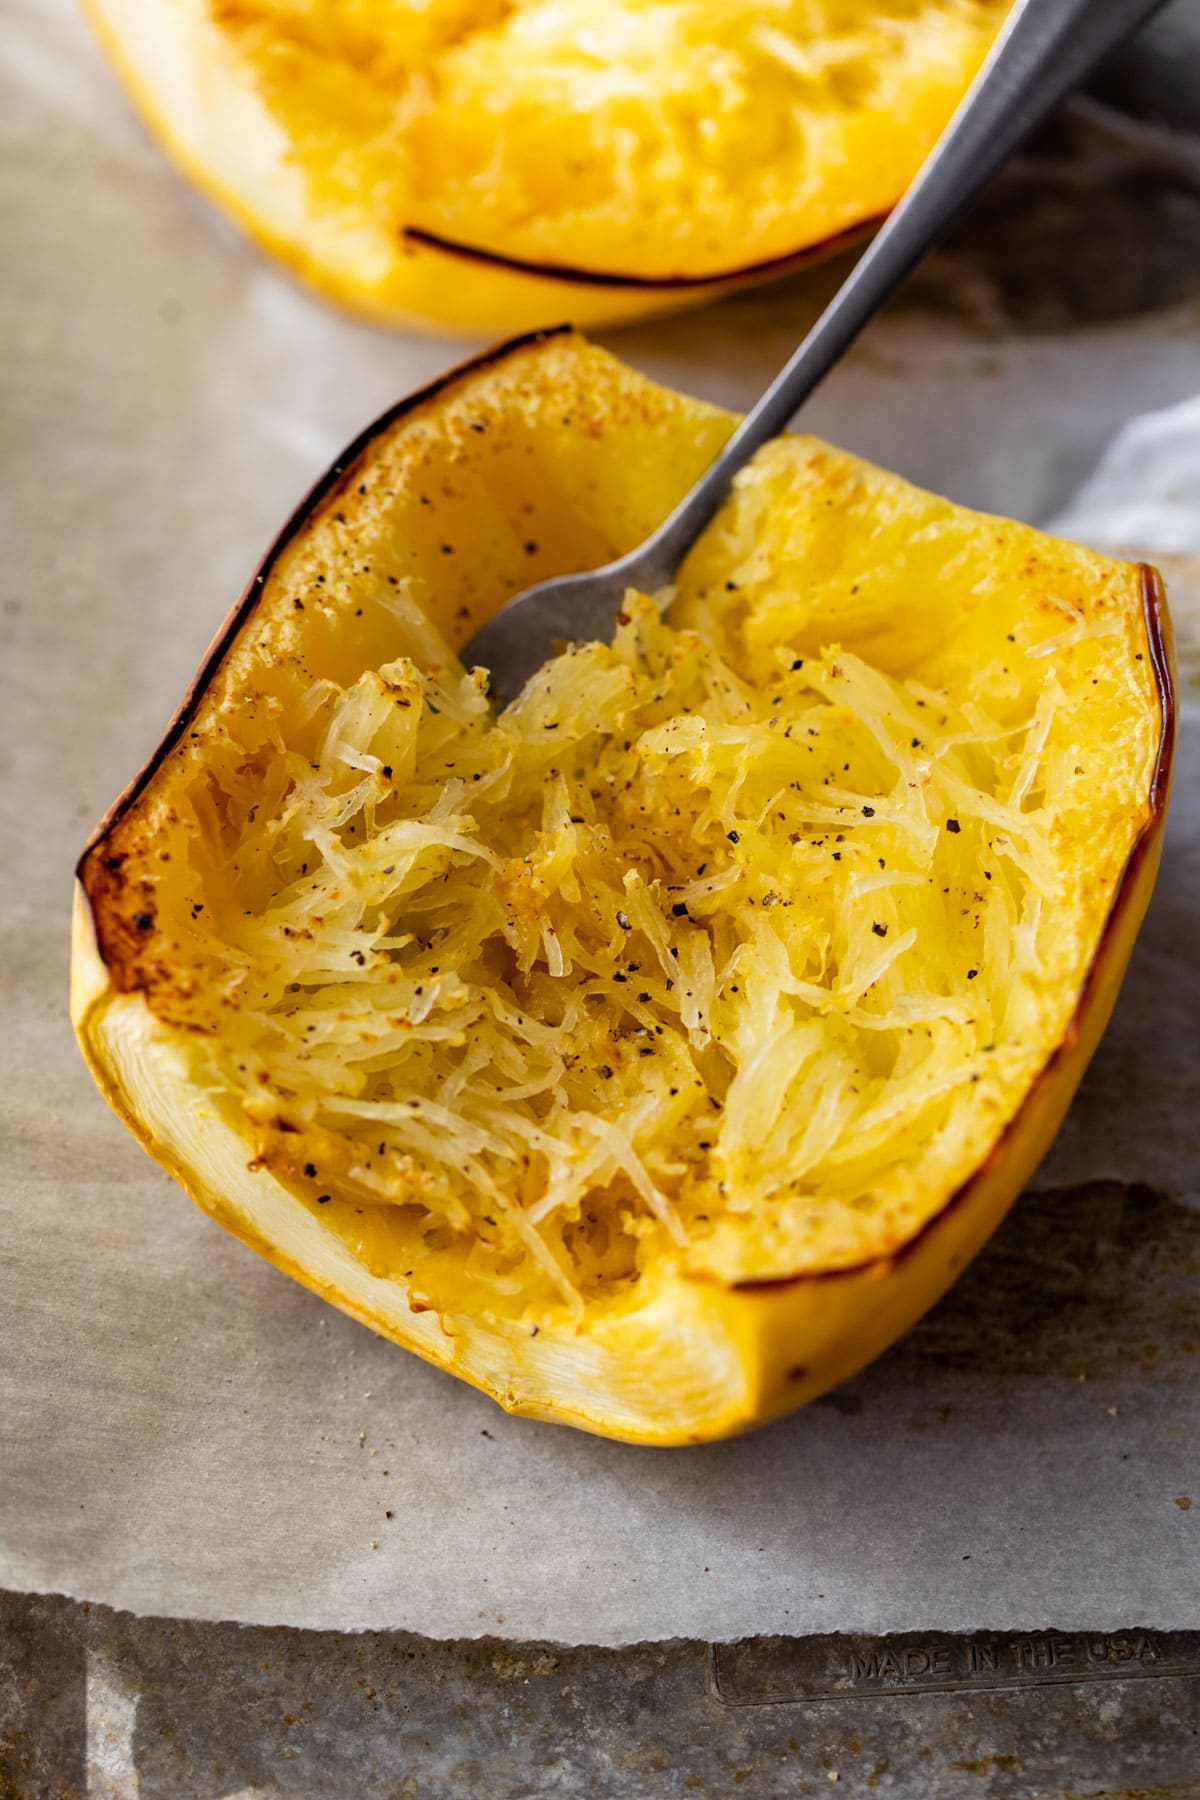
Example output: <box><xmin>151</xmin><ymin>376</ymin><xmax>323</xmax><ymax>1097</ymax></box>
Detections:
<box><xmin>83</xmin><ymin>0</ymin><xmax>1011</xmax><ymax>332</ymax></box>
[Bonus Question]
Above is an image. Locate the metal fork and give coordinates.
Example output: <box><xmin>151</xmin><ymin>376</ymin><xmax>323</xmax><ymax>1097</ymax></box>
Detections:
<box><xmin>463</xmin><ymin>0</ymin><xmax>1170</xmax><ymax>706</ymax></box>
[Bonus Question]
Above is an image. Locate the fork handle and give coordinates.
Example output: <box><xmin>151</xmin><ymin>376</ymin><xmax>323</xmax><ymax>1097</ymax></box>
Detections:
<box><xmin>628</xmin><ymin>0</ymin><xmax>1171</xmax><ymax>591</ymax></box>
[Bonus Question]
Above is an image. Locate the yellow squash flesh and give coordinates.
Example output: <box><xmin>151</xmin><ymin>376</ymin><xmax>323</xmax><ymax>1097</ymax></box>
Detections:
<box><xmin>82</xmin><ymin>0</ymin><xmax>1010</xmax><ymax>333</ymax></box>
<box><xmin>73</xmin><ymin>331</ymin><xmax>1174</xmax><ymax>1443</ymax></box>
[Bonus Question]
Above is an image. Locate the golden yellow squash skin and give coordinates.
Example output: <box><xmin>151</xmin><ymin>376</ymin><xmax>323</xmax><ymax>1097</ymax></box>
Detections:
<box><xmin>72</xmin><ymin>332</ymin><xmax>1174</xmax><ymax>1443</ymax></box>
<box><xmin>81</xmin><ymin>0</ymin><xmax>1009</xmax><ymax>334</ymax></box>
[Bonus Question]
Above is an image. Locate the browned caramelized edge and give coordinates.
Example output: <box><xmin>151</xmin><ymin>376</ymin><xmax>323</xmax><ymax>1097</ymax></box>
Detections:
<box><xmin>77</xmin><ymin>326</ymin><xmax>573</xmax><ymax>901</ymax></box>
<box><xmin>402</xmin><ymin>215</ymin><xmax>881</xmax><ymax>292</ymax></box>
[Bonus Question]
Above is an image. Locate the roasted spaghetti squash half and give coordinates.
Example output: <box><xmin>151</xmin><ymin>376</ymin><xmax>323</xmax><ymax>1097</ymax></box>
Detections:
<box><xmin>73</xmin><ymin>331</ymin><xmax>1174</xmax><ymax>1443</ymax></box>
<box><xmin>83</xmin><ymin>0</ymin><xmax>1010</xmax><ymax>332</ymax></box>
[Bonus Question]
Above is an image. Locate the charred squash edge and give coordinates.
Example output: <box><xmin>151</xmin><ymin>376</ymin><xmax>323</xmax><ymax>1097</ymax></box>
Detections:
<box><xmin>399</xmin><ymin>216</ymin><xmax>882</xmax><ymax>292</ymax></box>
<box><xmin>78</xmin><ymin>328</ymin><xmax>573</xmax><ymax>881</ymax></box>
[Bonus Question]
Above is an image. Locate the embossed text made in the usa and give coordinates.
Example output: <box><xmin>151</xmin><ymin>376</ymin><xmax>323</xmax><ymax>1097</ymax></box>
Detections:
<box><xmin>708</xmin><ymin>1629</ymin><xmax>1200</xmax><ymax>1707</ymax></box>
<box><xmin>847</xmin><ymin>1631</ymin><xmax>1164</xmax><ymax>1691</ymax></box>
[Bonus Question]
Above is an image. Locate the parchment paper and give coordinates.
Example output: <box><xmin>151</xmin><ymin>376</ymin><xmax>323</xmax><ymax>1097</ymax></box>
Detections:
<box><xmin>2</xmin><ymin>0</ymin><xmax>1198</xmax><ymax>1641</ymax></box>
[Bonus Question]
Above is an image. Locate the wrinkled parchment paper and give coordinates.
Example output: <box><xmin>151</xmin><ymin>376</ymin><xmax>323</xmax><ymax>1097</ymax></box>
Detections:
<box><xmin>3</xmin><ymin>0</ymin><xmax>1198</xmax><ymax>1641</ymax></box>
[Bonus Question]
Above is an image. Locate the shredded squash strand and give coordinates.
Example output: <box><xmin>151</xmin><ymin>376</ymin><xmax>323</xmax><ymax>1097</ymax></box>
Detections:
<box><xmin>164</xmin><ymin>585</ymin><xmax>1082</xmax><ymax>1315</ymax></box>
